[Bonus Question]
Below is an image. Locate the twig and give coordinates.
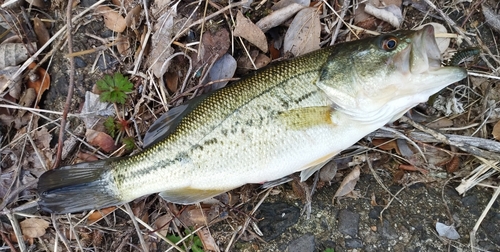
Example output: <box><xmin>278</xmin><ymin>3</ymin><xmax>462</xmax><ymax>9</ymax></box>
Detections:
<box><xmin>123</xmin><ymin>203</ymin><xmax>149</xmax><ymax>252</ymax></box>
<box><xmin>329</xmin><ymin>0</ymin><xmax>351</xmax><ymax>45</ymax></box>
<box><xmin>369</xmin><ymin>128</ymin><xmax>500</xmax><ymax>153</ymax></box>
<box><xmin>52</xmin><ymin>0</ymin><xmax>77</xmax><ymax>168</ymax></box>
<box><xmin>51</xmin><ymin>215</ymin><xmax>71</xmax><ymax>251</ymax></box>
<box><xmin>399</xmin><ymin>116</ymin><xmax>500</xmax><ymax>160</ymax></box>
<box><xmin>5</xmin><ymin>211</ymin><xmax>26</xmax><ymax>252</ymax></box>
<box><xmin>366</xmin><ymin>156</ymin><xmax>405</xmax><ymax>206</ymax></box>
<box><xmin>131</xmin><ymin>0</ymin><xmax>152</xmax><ymax>74</ymax></box>
<box><xmin>470</xmin><ymin>183</ymin><xmax>500</xmax><ymax>252</ymax></box>
<box><xmin>0</xmin><ymin>222</ymin><xmax>17</xmax><ymax>252</ymax></box>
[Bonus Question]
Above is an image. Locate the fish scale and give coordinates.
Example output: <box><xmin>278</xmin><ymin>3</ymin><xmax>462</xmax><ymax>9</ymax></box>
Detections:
<box><xmin>38</xmin><ymin>25</ymin><xmax>467</xmax><ymax>213</ymax></box>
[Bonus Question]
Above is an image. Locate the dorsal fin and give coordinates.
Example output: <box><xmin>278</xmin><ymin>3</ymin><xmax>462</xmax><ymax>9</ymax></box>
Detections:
<box><xmin>143</xmin><ymin>93</ymin><xmax>210</xmax><ymax>148</ymax></box>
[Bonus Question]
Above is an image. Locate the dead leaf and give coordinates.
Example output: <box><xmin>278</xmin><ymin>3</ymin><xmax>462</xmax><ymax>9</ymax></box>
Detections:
<box><xmin>254</xmin><ymin>53</ymin><xmax>271</xmax><ymax>69</ymax></box>
<box><xmin>95</xmin><ymin>6</ymin><xmax>127</xmax><ymax>33</ymax></box>
<box><xmin>81</xmin><ymin>91</ymin><xmax>115</xmax><ymax>130</ymax></box>
<box><xmin>197</xmin><ymin>227</ymin><xmax>219</xmax><ymax>252</ymax></box>
<box><xmin>283</xmin><ymin>7</ymin><xmax>321</xmax><ymax>56</ymax></box>
<box><xmin>148</xmin><ymin>3</ymin><xmax>177</xmax><ymax>77</ymax></box>
<box><xmin>153</xmin><ymin>213</ymin><xmax>173</xmax><ymax>236</ymax></box>
<box><xmin>436</xmin><ymin>222</ymin><xmax>460</xmax><ymax>240</ymax></box>
<box><xmin>426</xmin><ymin>117</ymin><xmax>454</xmax><ymax>129</ymax></box>
<box><xmin>125</xmin><ymin>5</ymin><xmax>142</xmax><ymax>30</ymax></box>
<box><xmin>492</xmin><ymin>120</ymin><xmax>500</xmax><ymax>140</ymax></box>
<box><xmin>363</xmin><ymin>0</ymin><xmax>403</xmax><ymax>28</ymax></box>
<box><xmin>399</xmin><ymin>164</ymin><xmax>428</xmax><ymax>175</ymax></box>
<box><xmin>203</xmin><ymin>53</ymin><xmax>236</xmax><ymax>92</ymax></box>
<box><xmin>165</xmin><ymin>71</ymin><xmax>178</xmax><ymax>93</ymax></box>
<box><xmin>178</xmin><ymin>205</ymin><xmax>219</xmax><ymax>227</ymax></box>
<box><xmin>319</xmin><ymin>160</ymin><xmax>337</xmax><ymax>183</ymax></box>
<box><xmin>77</xmin><ymin>151</ymin><xmax>99</xmax><ymax>162</ymax></box>
<box><xmin>33</xmin><ymin>17</ymin><xmax>50</xmax><ymax>47</ymax></box>
<box><xmin>372</xmin><ymin>138</ymin><xmax>399</xmax><ymax>152</ymax></box>
<box><xmin>482</xmin><ymin>3</ymin><xmax>500</xmax><ymax>33</ymax></box>
<box><xmin>20</xmin><ymin>218</ymin><xmax>50</xmax><ymax>238</ymax></box>
<box><xmin>17</xmin><ymin>88</ymin><xmax>36</xmax><ymax>118</ymax></box>
<box><xmin>234</xmin><ymin>11</ymin><xmax>268</xmax><ymax>53</ymax></box>
<box><xmin>88</xmin><ymin>207</ymin><xmax>117</xmax><ymax>224</ymax></box>
<box><xmin>27</xmin><ymin>62</ymin><xmax>50</xmax><ymax>106</ymax></box>
<box><xmin>193</xmin><ymin>29</ymin><xmax>230</xmax><ymax>70</ymax></box>
<box><xmin>0</xmin><ymin>43</ymin><xmax>31</xmax><ymax>68</ymax></box>
<box><xmin>334</xmin><ymin>166</ymin><xmax>360</xmax><ymax>198</ymax></box>
<box><xmin>86</xmin><ymin>129</ymin><xmax>118</xmax><ymax>153</ymax></box>
<box><xmin>446</xmin><ymin>155</ymin><xmax>460</xmax><ymax>173</ymax></box>
<box><xmin>0</xmin><ymin>66</ymin><xmax>21</xmax><ymax>98</ymax></box>
<box><xmin>256</xmin><ymin>3</ymin><xmax>307</xmax><ymax>32</ymax></box>
<box><xmin>116</xmin><ymin>33</ymin><xmax>131</xmax><ymax>56</ymax></box>
<box><xmin>112</xmin><ymin>0</ymin><xmax>135</xmax><ymax>10</ymax></box>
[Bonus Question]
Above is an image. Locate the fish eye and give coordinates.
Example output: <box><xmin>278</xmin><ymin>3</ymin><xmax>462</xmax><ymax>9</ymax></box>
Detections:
<box><xmin>381</xmin><ymin>36</ymin><xmax>398</xmax><ymax>51</ymax></box>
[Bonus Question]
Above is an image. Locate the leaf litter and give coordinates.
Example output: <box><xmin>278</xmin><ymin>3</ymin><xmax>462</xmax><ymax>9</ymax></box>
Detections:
<box><xmin>0</xmin><ymin>0</ymin><xmax>499</xmax><ymax>251</ymax></box>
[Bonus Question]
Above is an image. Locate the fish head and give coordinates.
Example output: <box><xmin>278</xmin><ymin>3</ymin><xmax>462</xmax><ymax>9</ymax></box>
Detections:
<box><xmin>317</xmin><ymin>25</ymin><xmax>467</xmax><ymax>123</ymax></box>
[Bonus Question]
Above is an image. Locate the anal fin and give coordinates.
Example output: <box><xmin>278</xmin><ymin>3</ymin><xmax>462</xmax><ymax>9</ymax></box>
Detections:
<box><xmin>159</xmin><ymin>187</ymin><xmax>232</xmax><ymax>204</ymax></box>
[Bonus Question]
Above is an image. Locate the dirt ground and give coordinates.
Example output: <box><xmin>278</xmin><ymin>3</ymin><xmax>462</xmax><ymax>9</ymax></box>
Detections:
<box><xmin>0</xmin><ymin>0</ymin><xmax>499</xmax><ymax>251</ymax></box>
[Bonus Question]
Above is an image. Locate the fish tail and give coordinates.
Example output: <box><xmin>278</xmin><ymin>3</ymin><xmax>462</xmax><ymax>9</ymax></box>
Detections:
<box><xmin>37</xmin><ymin>159</ymin><xmax>123</xmax><ymax>214</ymax></box>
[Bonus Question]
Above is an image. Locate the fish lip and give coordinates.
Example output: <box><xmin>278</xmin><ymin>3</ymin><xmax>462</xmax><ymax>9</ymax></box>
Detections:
<box><xmin>410</xmin><ymin>24</ymin><xmax>442</xmax><ymax>73</ymax></box>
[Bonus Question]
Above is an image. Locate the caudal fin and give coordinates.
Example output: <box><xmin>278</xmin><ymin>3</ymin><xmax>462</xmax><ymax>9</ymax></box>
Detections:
<box><xmin>38</xmin><ymin>159</ymin><xmax>124</xmax><ymax>214</ymax></box>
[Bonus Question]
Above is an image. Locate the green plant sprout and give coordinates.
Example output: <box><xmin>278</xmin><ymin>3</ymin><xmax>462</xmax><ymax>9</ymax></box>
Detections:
<box><xmin>166</xmin><ymin>229</ymin><xmax>204</xmax><ymax>252</ymax></box>
<box><xmin>96</xmin><ymin>72</ymin><xmax>133</xmax><ymax>104</ymax></box>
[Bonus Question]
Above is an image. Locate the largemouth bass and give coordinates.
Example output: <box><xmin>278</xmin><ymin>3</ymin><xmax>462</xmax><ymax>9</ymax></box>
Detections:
<box><xmin>38</xmin><ymin>25</ymin><xmax>466</xmax><ymax>213</ymax></box>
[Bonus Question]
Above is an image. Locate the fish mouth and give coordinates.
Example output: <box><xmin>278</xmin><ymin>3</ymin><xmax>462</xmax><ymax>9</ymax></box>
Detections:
<box><xmin>397</xmin><ymin>24</ymin><xmax>467</xmax><ymax>86</ymax></box>
<box><xmin>407</xmin><ymin>24</ymin><xmax>442</xmax><ymax>74</ymax></box>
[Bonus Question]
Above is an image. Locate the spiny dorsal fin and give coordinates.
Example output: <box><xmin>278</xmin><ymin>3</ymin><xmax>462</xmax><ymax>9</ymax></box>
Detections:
<box><xmin>143</xmin><ymin>93</ymin><xmax>210</xmax><ymax>148</ymax></box>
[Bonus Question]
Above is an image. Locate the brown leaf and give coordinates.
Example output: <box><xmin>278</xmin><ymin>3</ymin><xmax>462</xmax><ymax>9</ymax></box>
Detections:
<box><xmin>20</xmin><ymin>218</ymin><xmax>49</xmax><ymax>238</ymax></box>
<box><xmin>116</xmin><ymin>33</ymin><xmax>131</xmax><ymax>56</ymax></box>
<box><xmin>125</xmin><ymin>5</ymin><xmax>142</xmax><ymax>30</ymax></box>
<box><xmin>85</xmin><ymin>129</ymin><xmax>118</xmax><ymax>153</ymax></box>
<box><xmin>96</xmin><ymin>6</ymin><xmax>127</xmax><ymax>33</ymax></box>
<box><xmin>398</xmin><ymin>164</ymin><xmax>428</xmax><ymax>175</ymax></box>
<box><xmin>27</xmin><ymin>62</ymin><xmax>50</xmax><ymax>106</ymax></box>
<box><xmin>87</xmin><ymin>207</ymin><xmax>117</xmax><ymax>224</ymax></box>
<box><xmin>165</xmin><ymin>71</ymin><xmax>178</xmax><ymax>93</ymax></box>
<box><xmin>334</xmin><ymin>166</ymin><xmax>360</xmax><ymax>198</ymax></box>
<box><xmin>193</xmin><ymin>29</ymin><xmax>230</xmax><ymax>70</ymax></box>
<box><xmin>197</xmin><ymin>227</ymin><xmax>219</xmax><ymax>252</ymax></box>
<box><xmin>33</xmin><ymin>17</ymin><xmax>50</xmax><ymax>47</ymax></box>
<box><xmin>446</xmin><ymin>155</ymin><xmax>460</xmax><ymax>173</ymax></box>
<box><xmin>283</xmin><ymin>7</ymin><xmax>321</xmax><ymax>56</ymax></box>
<box><xmin>178</xmin><ymin>205</ymin><xmax>218</xmax><ymax>227</ymax></box>
<box><xmin>153</xmin><ymin>213</ymin><xmax>173</xmax><ymax>236</ymax></box>
<box><xmin>492</xmin><ymin>120</ymin><xmax>500</xmax><ymax>140</ymax></box>
<box><xmin>234</xmin><ymin>11</ymin><xmax>268</xmax><ymax>53</ymax></box>
<box><xmin>77</xmin><ymin>152</ymin><xmax>99</xmax><ymax>162</ymax></box>
<box><xmin>372</xmin><ymin>138</ymin><xmax>399</xmax><ymax>152</ymax></box>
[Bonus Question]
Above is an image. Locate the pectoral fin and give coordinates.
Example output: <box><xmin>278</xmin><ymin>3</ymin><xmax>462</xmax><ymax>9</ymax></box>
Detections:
<box><xmin>278</xmin><ymin>106</ymin><xmax>335</xmax><ymax>130</ymax></box>
<box><xmin>158</xmin><ymin>187</ymin><xmax>232</xmax><ymax>204</ymax></box>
